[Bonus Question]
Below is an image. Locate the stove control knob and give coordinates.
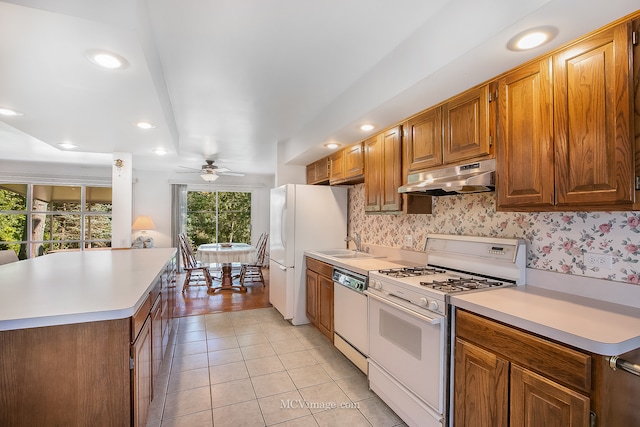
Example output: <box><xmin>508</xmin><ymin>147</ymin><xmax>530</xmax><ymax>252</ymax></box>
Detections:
<box><xmin>428</xmin><ymin>300</ymin><xmax>440</xmax><ymax>311</ymax></box>
<box><xmin>419</xmin><ymin>297</ymin><xmax>428</xmax><ymax>307</ymax></box>
<box><xmin>371</xmin><ymin>280</ymin><xmax>382</xmax><ymax>290</ymax></box>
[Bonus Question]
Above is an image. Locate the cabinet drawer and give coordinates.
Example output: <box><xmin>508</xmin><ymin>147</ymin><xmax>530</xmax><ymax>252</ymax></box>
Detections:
<box><xmin>456</xmin><ymin>309</ymin><xmax>591</xmax><ymax>393</ymax></box>
<box><xmin>131</xmin><ymin>293</ymin><xmax>152</xmax><ymax>342</ymax></box>
<box><xmin>306</xmin><ymin>257</ymin><xmax>333</xmax><ymax>278</ymax></box>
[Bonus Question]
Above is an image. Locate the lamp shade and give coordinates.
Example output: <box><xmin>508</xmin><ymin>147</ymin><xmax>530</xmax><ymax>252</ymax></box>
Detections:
<box><xmin>132</xmin><ymin>215</ymin><xmax>156</xmax><ymax>231</ymax></box>
<box><xmin>200</xmin><ymin>172</ymin><xmax>219</xmax><ymax>182</ymax></box>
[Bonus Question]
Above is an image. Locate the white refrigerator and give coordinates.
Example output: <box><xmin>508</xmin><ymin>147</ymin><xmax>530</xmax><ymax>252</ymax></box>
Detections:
<box><xmin>269</xmin><ymin>184</ymin><xmax>348</xmax><ymax>325</ymax></box>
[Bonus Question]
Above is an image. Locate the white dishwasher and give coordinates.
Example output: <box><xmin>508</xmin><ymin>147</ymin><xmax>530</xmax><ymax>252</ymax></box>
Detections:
<box><xmin>332</xmin><ymin>267</ymin><xmax>368</xmax><ymax>374</ymax></box>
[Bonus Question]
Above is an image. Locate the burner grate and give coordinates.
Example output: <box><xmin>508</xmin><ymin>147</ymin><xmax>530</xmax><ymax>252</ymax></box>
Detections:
<box><xmin>419</xmin><ymin>277</ymin><xmax>504</xmax><ymax>293</ymax></box>
<box><xmin>377</xmin><ymin>267</ymin><xmax>446</xmax><ymax>278</ymax></box>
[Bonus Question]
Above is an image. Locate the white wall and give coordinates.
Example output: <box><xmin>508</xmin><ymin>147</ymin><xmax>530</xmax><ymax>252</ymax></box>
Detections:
<box><xmin>133</xmin><ymin>170</ymin><xmax>172</xmax><ymax>248</ymax></box>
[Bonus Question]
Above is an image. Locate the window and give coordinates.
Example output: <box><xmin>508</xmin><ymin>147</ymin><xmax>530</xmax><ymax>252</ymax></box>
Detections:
<box><xmin>0</xmin><ymin>183</ymin><xmax>112</xmax><ymax>259</ymax></box>
<box><xmin>186</xmin><ymin>191</ymin><xmax>251</xmax><ymax>248</ymax></box>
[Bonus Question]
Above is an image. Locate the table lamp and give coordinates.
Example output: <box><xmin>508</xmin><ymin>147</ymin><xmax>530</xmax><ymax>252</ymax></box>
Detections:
<box><xmin>132</xmin><ymin>215</ymin><xmax>156</xmax><ymax>236</ymax></box>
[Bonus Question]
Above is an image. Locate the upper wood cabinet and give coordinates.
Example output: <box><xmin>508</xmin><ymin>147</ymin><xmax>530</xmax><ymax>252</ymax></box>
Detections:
<box><xmin>443</xmin><ymin>83</ymin><xmax>494</xmax><ymax>164</ymax></box>
<box><xmin>364</xmin><ymin>126</ymin><xmax>403</xmax><ymax>212</ymax></box>
<box><xmin>553</xmin><ymin>21</ymin><xmax>634</xmax><ymax>209</ymax></box>
<box><xmin>306</xmin><ymin>157</ymin><xmax>329</xmax><ymax>185</ymax></box>
<box><xmin>405</xmin><ymin>106</ymin><xmax>443</xmax><ymax>173</ymax></box>
<box><xmin>496</xmin><ymin>57</ymin><xmax>555</xmax><ymax>209</ymax></box>
<box><xmin>329</xmin><ymin>142</ymin><xmax>364</xmax><ymax>185</ymax></box>
<box><xmin>497</xmin><ymin>20</ymin><xmax>635</xmax><ymax>211</ymax></box>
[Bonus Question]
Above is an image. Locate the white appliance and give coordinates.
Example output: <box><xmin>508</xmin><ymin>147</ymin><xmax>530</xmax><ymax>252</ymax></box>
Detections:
<box><xmin>332</xmin><ymin>267</ymin><xmax>368</xmax><ymax>374</ymax></box>
<box><xmin>366</xmin><ymin>234</ymin><xmax>526</xmax><ymax>427</ymax></box>
<box><xmin>269</xmin><ymin>184</ymin><xmax>348</xmax><ymax>325</ymax></box>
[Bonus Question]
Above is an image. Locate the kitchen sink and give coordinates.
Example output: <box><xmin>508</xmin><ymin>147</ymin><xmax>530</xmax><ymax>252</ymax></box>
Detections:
<box><xmin>313</xmin><ymin>249</ymin><xmax>380</xmax><ymax>259</ymax></box>
<box><xmin>331</xmin><ymin>252</ymin><xmax>376</xmax><ymax>259</ymax></box>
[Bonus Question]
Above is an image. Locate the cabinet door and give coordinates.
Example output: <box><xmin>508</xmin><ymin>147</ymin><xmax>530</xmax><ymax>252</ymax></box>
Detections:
<box><xmin>317</xmin><ymin>274</ymin><xmax>334</xmax><ymax>341</ymax></box>
<box><xmin>380</xmin><ymin>126</ymin><xmax>403</xmax><ymax>212</ymax></box>
<box><xmin>405</xmin><ymin>106</ymin><xmax>443</xmax><ymax>172</ymax></box>
<box><xmin>315</xmin><ymin>158</ymin><xmax>330</xmax><ymax>182</ymax></box>
<box><xmin>511</xmin><ymin>365</ymin><xmax>590</xmax><ymax>427</ymax></box>
<box><xmin>364</xmin><ymin>134</ymin><xmax>382</xmax><ymax>212</ymax></box>
<box><xmin>305</xmin><ymin>269</ymin><xmax>319</xmax><ymax>326</ymax></box>
<box><xmin>497</xmin><ymin>58</ymin><xmax>554</xmax><ymax>209</ymax></box>
<box><xmin>344</xmin><ymin>142</ymin><xmax>364</xmax><ymax>179</ymax></box>
<box><xmin>454</xmin><ymin>338</ymin><xmax>509</xmax><ymax>427</ymax></box>
<box><xmin>553</xmin><ymin>22</ymin><xmax>634</xmax><ymax>207</ymax></box>
<box><xmin>131</xmin><ymin>317</ymin><xmax>152</xmax><ymax>427</ymax></box>
<box><xmin>444</xmin><ymin>84</ymin><xmax>492</xmax><ymax>164</ymax></box>
<box><xmin>151</xmin><ymin>295</ymin><xmax>162</xmax><ymax>400</ymax></box>
<box><xmin>329</xmin><ymin>150</ymin><xmax>345</xmax><ymax>183</ymax></box>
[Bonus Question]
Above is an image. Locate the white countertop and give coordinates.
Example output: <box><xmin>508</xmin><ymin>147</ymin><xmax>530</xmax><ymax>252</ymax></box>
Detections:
<box><xmin>451</xmin><ymin>285</ymin><xmax>640</xmax><ymax>356</ymax></box>
<box><xmin>0</xmin><ymin>248</ymin><xmax>176</xmax><ymax>331</ymax></box>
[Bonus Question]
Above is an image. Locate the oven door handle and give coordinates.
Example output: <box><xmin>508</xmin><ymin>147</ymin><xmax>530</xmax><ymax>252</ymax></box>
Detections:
<box><xmin>368</xmin><ymin>292</ymin><xmax>442</xmax><ymax>325</ymax></box>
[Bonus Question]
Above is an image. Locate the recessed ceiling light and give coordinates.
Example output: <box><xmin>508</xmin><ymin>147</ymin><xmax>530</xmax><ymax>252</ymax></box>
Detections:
<box><xmin>137</xmin><ymin>122</ymin><xmax>156</xmax><ymax>129</ymax></box>
<box><xmin>507</xmin><ymin>26</ymin><xmax>558</xmax><ymax>51</ymax></box>
<box><xmin>85</xmin><ymin>49</ymin><xmax>129</xmax><ymax>69</ymax></box>
<box><xmin>360</xmin><ymin>124</ymin><xmax>374</xmax><ymax>131</ymax></box>
<box><xmin>0</xmin><ymin>108</ymin><xmax>23</xmax><ymax>116</ymax></box>
<box><xmin>153</xmin><ymin>148</ymin><xmax>167</xmax><ymax>155</ymax></box>
<box><xmin>58</xmin><ymin>142</ymin><xmax>77</xmax><ymax>150</ymax></box>
<box><xmin>324</xmin><ymin>142</ymin><xmax>341</xmax><ymax>149</ymax></box>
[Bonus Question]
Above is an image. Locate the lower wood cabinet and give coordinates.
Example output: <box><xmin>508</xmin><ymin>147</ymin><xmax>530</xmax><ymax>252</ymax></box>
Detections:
<box><xmin>132</xmin><ymin>316</ymin><xmax>153</xmax><ymax>427</ymax></box>
<box><xmin>454</xmin><ymin>308</ymin><xmax>640</xmax><ymax>427</ymax></box>
<box><xmin>305</xmin><ymin>257</ymin><xmax>334</xmax><ymax>341</ymax></box>
<box><xmin>454</xmin><ymin>309</ymin><xmax>590</xmax><ymax>427</ymax></box>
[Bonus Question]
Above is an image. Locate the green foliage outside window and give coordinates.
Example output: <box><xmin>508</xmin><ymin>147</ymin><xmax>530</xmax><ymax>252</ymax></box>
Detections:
<box><xmin>187</xmin><ymin>191</ymin><xmax>251</xmax><ymax>249</ymax></box>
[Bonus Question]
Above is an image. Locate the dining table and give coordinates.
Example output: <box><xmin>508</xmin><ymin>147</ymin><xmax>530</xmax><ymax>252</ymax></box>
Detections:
<box><xmin>195</xmin><ymin>243</ymin><xmax>257</xmax><ymax>292</ymax></box>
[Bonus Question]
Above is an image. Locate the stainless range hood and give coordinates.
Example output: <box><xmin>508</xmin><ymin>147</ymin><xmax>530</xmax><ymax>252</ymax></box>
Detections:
<box><xmin>398</xmin><ymin>158</ymin><xmax>495</xmax><ymax>196</ymax></box>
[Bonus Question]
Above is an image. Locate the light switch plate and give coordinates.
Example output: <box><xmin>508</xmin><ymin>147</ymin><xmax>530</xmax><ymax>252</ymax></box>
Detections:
<box><xmin>404</xmin><ymin>235</ymin><xmax>413</xmax><ymax>248</ymax></box>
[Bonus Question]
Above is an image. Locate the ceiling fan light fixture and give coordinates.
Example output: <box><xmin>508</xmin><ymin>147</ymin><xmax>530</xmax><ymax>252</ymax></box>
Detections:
<box><xmin>200</xmin><ymin>172</ymin><xmax>219</xmax><ymax>182</ymax></box>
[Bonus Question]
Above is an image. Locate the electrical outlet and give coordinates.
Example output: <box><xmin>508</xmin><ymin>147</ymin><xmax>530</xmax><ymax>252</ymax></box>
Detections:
<box><xmin>584</xmin><ymin>253</ymin><xmax>612</xmax><ymax>269</ymax></box>
<box><xmin>404</xmin><ymin>235</ymin><xmax>413</xmax><ymax>248</ymax></box>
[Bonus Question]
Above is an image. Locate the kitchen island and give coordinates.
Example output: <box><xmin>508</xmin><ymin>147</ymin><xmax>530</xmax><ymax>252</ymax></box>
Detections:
<box><xmin>0</xmin><ymin>248</ymin><xmax>177</xmax><ymax>426</ymax></box>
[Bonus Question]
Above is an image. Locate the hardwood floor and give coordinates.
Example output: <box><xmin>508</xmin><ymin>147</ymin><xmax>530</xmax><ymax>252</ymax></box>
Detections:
<box><xmin>174</xmin><ymin>267</ymin><xmax>272</xmax><ymax>317</ymax></box>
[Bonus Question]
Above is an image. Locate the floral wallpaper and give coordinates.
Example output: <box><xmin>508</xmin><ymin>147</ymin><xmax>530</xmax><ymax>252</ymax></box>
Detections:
<box><xmin>347</xmin><ymin>184</ymin><xmax>640</xmax><ymax>285</ymax></box>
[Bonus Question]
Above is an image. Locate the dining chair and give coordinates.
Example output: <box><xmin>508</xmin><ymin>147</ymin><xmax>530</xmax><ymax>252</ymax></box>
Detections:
<box><xmin>178</xmin><ymin>233</ymin><xmax>213</xmax><ymax>292</ymax></box>
<box><xmin>240</xmin><ymin>233</ymin><xmax>268</xmax><ymax>287</ymax></box>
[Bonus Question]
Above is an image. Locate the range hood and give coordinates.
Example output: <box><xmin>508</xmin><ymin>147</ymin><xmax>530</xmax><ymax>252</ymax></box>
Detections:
<box><xmin>398</xmin><ymin>158</ymin><xmax>495</xmax><ymax>196</ymax></box>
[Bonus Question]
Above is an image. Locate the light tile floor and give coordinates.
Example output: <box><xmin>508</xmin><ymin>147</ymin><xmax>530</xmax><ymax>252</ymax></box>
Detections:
<box><xmin>146</xmin><ymin>307</ymin><xmax>407</xmax><ymax>427</ymax></box>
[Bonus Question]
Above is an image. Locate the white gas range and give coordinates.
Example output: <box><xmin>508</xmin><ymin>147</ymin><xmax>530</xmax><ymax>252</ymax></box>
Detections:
<box><xmin>366</xmin><ymin>234</ymin><xmax>526</xmax><ymax>427</ymax></box>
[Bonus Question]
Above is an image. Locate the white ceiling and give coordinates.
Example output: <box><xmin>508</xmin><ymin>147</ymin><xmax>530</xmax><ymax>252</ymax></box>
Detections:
<box><xmin>0</xmin><ymin>0</ymin><xmax>637</xmax><ymax>178</ymax></box>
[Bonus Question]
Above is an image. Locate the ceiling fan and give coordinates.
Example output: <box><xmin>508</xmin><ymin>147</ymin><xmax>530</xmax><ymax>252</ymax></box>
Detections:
<box><xmin>178</xmin><ymin>160</ymin><xmax>245</xmax><ymax>182</ymax></box>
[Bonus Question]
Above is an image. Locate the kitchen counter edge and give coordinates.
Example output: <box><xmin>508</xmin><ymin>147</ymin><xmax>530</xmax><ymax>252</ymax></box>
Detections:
<box><xmin>451</xmin><ymin>284</ymin><xmax>640</xmax><ymax>356</ymax></box>
<box><xmin>0</xmin><ymin>248</ymin><xmax>176</xmax><ymax>331</ymax></box>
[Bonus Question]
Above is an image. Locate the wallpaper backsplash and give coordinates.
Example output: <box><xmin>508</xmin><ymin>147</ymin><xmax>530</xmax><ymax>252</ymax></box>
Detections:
<box><xmin>347</xmin><ymin>184</ymin><xmax>640</xmax><ymax>286</ymax></box>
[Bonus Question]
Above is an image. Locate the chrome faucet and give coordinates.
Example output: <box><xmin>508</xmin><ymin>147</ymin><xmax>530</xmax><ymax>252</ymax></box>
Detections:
<box><xmin>345</xmin><ymin>232</ymin><xmax>362</xmax><ymax>252</ymax></box>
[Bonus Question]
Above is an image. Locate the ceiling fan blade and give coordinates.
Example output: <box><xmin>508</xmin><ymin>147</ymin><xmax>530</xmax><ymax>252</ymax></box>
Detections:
<box><xmin>220</xmin><ymin>172</ymin><xmax>245</xmax><ymax>177</ymax></box>
<box><xmin>178</xmin><ymin>165</ymin><xmax>201</xmax><ymax>171</ymax></box>
<box><xmin>216</xmin><ymin>167</ymin><xmax>230</xmax><ymax>173</ymax></box>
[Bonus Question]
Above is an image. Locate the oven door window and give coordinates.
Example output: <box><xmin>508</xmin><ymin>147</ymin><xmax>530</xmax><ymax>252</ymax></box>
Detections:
<box><xmin>368</xmin><ymin>296</ymin><xmax>445</xmax><ymax>413</ymax></box>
